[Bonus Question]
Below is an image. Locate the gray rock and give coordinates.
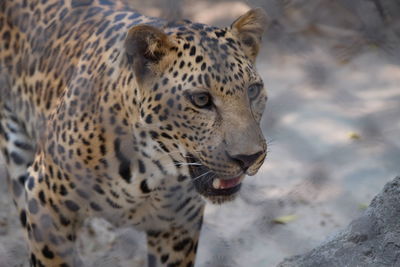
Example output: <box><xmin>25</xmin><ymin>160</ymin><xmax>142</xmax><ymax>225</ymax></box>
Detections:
<box><xmin>278</xmin><ymin>176</ymin><xmax>400</xmax><ymax>267</ymax></box>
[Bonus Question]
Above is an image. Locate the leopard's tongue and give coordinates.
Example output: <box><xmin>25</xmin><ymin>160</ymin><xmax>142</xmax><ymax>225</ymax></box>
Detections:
<box><xmin>212</xmin><ymin>176</ymin><xmax>242</xmax><ymax>189</ymax></box>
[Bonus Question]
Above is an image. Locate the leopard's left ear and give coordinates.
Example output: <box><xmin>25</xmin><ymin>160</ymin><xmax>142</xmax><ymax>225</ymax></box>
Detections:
<box><xmin>230</xmin><ymin>8</ymin><xmax>268</xmax><ymax>62</ymax></box>
<box><xmin>124</xmin><ymin>25</ymin><xmax>176</xmax><ymax>84</ymax></box>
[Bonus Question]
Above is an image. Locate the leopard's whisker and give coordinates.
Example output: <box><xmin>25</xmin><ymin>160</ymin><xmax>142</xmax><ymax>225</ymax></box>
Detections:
<box><xmin>192</xmin><ymin>170</ymin><xmax>213</xmax><ymax>182</ymax></box>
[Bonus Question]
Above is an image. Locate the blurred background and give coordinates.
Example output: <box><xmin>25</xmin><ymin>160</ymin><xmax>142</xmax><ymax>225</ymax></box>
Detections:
<box><xmin>0</xmin><ymin>0</ymin><xmax>399</xmax><ymax>266</ymax></box>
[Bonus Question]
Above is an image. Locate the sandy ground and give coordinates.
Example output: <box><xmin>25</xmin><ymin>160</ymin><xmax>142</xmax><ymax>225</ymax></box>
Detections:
<box><xmin>0</xmin><ymin>1</ymin><xmax>400</xmax><ymax>266</ymax></box>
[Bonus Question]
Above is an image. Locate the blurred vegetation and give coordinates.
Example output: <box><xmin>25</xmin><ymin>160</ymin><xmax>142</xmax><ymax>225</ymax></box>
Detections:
<box><xmin>128</xmin><ymin>0</ymin><xmax>400</xmax><ymax>65</ymax></box>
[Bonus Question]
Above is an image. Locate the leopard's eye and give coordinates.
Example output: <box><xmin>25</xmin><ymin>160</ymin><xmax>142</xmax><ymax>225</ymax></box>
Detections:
<box><xmin>248</xmin><ymin>83</ymin><xmax>262</xmax><ymax>101</ymax></box>
<box><xmin>189</xmin><ymin>92</ymin><xmax>212</xmax><ymax>108</ymax></box>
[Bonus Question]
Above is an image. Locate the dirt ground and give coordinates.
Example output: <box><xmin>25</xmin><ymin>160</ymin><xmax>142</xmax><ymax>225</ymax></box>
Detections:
<box><xmin>0</xmin><ymin>0</ymin><xmax>399</xmax><ymax>266</ymax></box>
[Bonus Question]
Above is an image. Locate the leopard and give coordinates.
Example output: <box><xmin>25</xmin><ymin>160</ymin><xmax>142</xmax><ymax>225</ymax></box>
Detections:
<box><xmin>0</xmin><ymin>0</ymin><xmax>268</xmax><ymax>266</ymax></box>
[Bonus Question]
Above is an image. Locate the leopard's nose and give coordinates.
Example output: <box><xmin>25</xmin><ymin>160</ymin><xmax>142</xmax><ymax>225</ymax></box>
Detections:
<box><xmin>229</xmin><ymin>151</ymin><xmax>264</xmax><ymax>171</ymax></box>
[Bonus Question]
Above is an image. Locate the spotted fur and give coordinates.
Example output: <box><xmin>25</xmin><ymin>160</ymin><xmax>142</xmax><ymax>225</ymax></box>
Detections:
<box><xmin>0</xmin><ymin>0</ymin><xmax>268</xmax><ymax>266</ymax></box>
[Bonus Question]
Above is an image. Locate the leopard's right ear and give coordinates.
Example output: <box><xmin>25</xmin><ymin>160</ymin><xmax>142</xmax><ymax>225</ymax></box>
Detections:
<box><xmin>124</xmin><ymin>25</ymin><xmax>175</xmax><ymax>84</ymax></box>
<box><xmin>230</xmin><ymin>8</ymin><xmax>268</xmax><ymax>62</ymax></box>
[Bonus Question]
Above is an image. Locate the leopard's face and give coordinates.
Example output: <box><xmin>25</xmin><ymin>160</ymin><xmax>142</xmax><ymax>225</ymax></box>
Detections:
<box><xmin>125</xmin><ymin>8</ymin><xmax>268</xmax><ymax>203</ymax></box>
<box><xmin>181</xmin><ymin>55</ymin><xmax>267</xmax><ymax>204</ymax></box>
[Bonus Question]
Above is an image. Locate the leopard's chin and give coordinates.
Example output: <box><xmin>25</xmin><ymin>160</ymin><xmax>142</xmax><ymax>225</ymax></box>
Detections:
<box><xmin>187</xmin><ymin>155</ymin><xmax>244</xmax><ymax>203</ymax></box>
<box><xmin>204</xmin><ymin>193</ymin><xmax>239</xmax><ymax>205</ymax></box>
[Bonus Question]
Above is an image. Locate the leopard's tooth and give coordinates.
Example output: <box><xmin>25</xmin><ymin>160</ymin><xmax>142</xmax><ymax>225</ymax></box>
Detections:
<box><xmin>212</xmin><ymin>178</ymin><xmax>221</xmax><ymax>189</ymax></box>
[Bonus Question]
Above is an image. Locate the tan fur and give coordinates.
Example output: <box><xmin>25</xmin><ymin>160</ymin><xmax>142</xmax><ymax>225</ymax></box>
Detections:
<box><xmin>231</xmin><ymin>8</ymin><xmax>268</xmax><ymax>61</ymax></box>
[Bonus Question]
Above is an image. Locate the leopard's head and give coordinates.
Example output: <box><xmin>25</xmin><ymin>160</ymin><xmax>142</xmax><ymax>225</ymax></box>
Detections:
<box><xmin>125</xmin><ymin>8</ymin><xmax>268</xmax><ymax>203</ymax></box>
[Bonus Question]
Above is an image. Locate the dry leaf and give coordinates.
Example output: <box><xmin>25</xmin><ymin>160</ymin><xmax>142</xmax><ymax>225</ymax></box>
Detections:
<box><xmin>272</xmin><ymin>214</ymin><xmax>297</xmax><ymax>224</ymax></box>
<box><xmin>358</xmin><ymin>203</ymin><xmax>368</xmax><ymax>210</ymax></box>
<box><xmin>348</xmin><ymin>132</ymin><xmax>361</xmax><ymax>140</ymax></box>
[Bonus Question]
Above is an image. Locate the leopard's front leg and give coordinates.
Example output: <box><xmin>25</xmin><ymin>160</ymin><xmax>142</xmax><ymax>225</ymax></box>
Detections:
<box><xmin>23</xmin><ymin>154</ymin><xmax>85</xmax><ymax>267</ymax></box>
<box><xmin>146</xmin><ymin>206</ymin><xmax>204</xmax><ymax>267</ymax></box>
<box><xmin>24</xmin><ymin>191</ymin><xmax>84</xmax><ymax>267</ymax></box>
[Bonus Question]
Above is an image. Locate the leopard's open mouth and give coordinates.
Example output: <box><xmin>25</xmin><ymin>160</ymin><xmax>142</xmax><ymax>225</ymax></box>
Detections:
<box><xmin>187</xmin><ymin>155</ymin><xmax>244</xmax><ymax>202</ymax></box>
